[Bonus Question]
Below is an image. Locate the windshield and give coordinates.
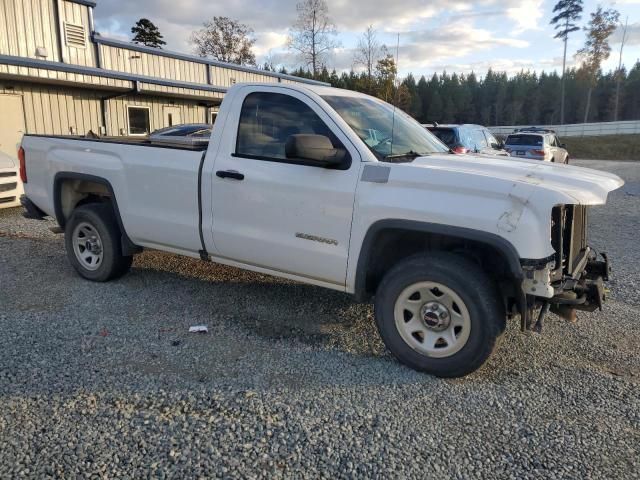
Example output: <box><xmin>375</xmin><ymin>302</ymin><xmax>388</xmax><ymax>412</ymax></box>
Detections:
<box><xmin>505</xmin><ymin>134</ymin><xmax>543</xmax><ymax>146</ymax></box>
<box><xmin>322</xmin><ymin>95</ymin><xmax>449</xmax><ymax>161</ymax></box>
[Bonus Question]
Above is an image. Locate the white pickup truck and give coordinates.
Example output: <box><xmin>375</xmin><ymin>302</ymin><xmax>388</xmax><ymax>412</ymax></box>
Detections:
<box><xmin>19</xmin><ymin>83</ymin><xmax>624</xmax><ymax>377</ymax></box>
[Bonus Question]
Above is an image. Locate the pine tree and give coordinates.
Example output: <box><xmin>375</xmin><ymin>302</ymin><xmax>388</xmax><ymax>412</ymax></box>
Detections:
<box><xmin>131</xmin><ymin>19</ymin><xmax>166</xmax><ymax>48</ymax></box>
<box><xmin>550</xmin><ymin>0</ymin><xmax>583</xmax><ymax>124</ymax></box>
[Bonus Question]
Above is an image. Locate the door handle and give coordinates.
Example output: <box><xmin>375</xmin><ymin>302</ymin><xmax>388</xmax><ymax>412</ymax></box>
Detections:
<box><xmin>216</xmin><ymin>170</ymin><xmax>244</xmax><ymax>181</ymax></box>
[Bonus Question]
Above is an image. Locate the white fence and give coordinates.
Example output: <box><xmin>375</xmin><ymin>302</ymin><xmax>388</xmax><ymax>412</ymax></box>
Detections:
<box><xmin>488</xmin><ymin>120</ymin><xmax>640</xmax><ymax>137</ymax></box>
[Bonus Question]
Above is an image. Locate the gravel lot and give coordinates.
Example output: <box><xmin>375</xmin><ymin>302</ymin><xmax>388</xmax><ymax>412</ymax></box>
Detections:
<box><xmin>1</xmin><ymin>160</ymin><xmax>638</xmax><ymax>479</ymax></box>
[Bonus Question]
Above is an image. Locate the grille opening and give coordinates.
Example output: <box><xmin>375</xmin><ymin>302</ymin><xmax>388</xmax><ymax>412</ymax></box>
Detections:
<box><xmin>0</xmin><ymin>182</ymin><xmax>17</xmax><ymax>193</ymax></box>
<box><xmin>0</xmin><ymin>196</ymin><xmax>16</xmax><ymax>204</ymax></box>
<box><xmin>0</xmin><ymin>171</ymin><xmax>17</xmax><ymax>178</ymax></box>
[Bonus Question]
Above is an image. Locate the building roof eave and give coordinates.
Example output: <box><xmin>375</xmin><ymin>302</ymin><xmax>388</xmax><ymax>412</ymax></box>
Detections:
<box><xmin>68</xmin><ymin>0</ymin><xmax>97</xmax><ymax>7</ymax></box>
<box><xmin>92</xmin><ymin>34</ymin><xmax>331</xmax><ymax>87</ymax></box>
<box><xmin>0</xmin><ymin>54</ymin><xmax>229</xmax><ymax>96</ymax></box>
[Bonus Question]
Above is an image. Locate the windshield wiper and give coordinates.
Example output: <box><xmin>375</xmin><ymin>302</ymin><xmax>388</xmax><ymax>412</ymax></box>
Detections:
<box><xmin>383</xmin><ymin>150</ymin><xmax>430</xmax><ymax>160</ymax></box>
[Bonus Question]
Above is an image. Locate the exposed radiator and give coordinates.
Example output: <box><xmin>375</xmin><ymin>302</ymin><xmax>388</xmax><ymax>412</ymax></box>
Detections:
<box><xmin>551</xmin><ymin>205</ymin><xmax>588</xmax><ymax>276</ymax></box>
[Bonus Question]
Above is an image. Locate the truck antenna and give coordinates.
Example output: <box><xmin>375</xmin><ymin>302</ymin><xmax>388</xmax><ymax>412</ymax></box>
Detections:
<box><xmin>389</xmin><ymin>33</ymin><xmax>400</xmax><ymax>157</ymax></box>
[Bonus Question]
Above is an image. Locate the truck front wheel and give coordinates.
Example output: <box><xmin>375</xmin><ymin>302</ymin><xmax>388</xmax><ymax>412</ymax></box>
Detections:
<box><xmin>374</xmin><ymin>253</ymin><xmax>504</xmax><ymax>377</ymax></box>
<box><xmin>64</xmin><ymin>203</ymin><xmax>133</xmax><ymax>282</ymax></box>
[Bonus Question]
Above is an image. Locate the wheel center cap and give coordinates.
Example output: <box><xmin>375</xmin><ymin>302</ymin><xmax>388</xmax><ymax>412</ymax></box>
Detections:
<box><xmin>421</xmin><ymin>302</ymin><xmax>450</xmax><ymax>331</ymax></box>
<box><xmin>85</xmin><ymin>239</ymin><xmax>101</xmax><ymax>254</ymax></box>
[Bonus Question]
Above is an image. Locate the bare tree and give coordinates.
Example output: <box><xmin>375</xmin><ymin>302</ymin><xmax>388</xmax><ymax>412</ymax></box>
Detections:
<box><xmin>614</xmin><ymin>17</ymin><xmax>629</xmax><ymax>121</ymax></box>
<box><xmin>550</xmin><ymin>0</ymin><xmax>584</xmax><ymax>124</ymax></box>
<box><xmin>287</xmin><ymin>0</ymin><xmax>339</xmax><ymax>76</ymax></box>
<box><xmin>353</xmin><ymin>25</ymin><xmax>386</xmax><ymax>79</ymax></box>
<box><xmin>578</xmin><ymin>6</ymin><xmax>620</xmax><ymax>123</ymax></box>
<box><xmin>190</xmin><ymin>17</ymin><xmax>256</xmax><ymax>66</ymax></box>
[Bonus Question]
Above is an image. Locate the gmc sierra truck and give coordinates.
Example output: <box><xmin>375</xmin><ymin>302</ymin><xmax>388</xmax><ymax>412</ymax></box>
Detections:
<box><xmin>19</xmin><ymin>83</ymin><xmax>624</xmax><ymax>377</ymax></box>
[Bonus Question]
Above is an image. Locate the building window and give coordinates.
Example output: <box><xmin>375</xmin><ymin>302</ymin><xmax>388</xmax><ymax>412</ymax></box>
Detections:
<box><xmin>127</xmin><ymin>106</ymin><xmax>150</xmax><ymax>136</ymax></box>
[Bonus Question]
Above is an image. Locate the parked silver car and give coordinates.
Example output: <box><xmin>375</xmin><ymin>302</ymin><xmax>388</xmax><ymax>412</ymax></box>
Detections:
<box><xmin>149</xmin><ymin>123</ymin><xmax>212</xmax><ymax>146</ymax></box>
<box><xmin>504</xmin><ymin>128</ymin><xmax>569</xmax><ymax>163</ymax></box>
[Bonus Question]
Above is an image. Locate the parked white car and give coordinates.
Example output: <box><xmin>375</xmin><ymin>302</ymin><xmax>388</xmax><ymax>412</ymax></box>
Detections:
<box><xmin>0</xmin><ymin>151</ymin><xmax>23</xmax><ymax>208</ymax></box>
<box><xmin>19</xmin><ymin>83</ymin><xmax>623</xmax><ymax>377</ymax></box>
<box><xmin>504</xmin><ymin>128</ymin><xmax>569</xmax><ymax>163</ymax></box>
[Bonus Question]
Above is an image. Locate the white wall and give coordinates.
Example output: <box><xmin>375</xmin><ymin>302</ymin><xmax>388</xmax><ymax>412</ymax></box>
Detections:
<box><xmin>489</xmin><ymin>120</ymin><xmax>640</xmax><ymax>137</ymax></box>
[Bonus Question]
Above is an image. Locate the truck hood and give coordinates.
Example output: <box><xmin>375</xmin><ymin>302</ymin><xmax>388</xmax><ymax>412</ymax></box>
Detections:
<box><xmin>407</xmin><ymin>154</ymin><xmax>624</xmax><ymax>205</ymax></box>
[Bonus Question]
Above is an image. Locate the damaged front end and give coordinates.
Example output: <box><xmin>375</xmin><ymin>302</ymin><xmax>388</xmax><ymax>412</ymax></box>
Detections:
<box><xmin>520</xmin><ymin>204</ymin><xmax>611</xmax><ymax>331</ymax></box>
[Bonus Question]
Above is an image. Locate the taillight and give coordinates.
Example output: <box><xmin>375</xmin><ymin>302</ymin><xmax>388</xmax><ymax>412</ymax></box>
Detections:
<box><xmin>452</xmin><ymin>146</ymin><xmax>468</xmax><ymax>154</ymax></box>
<box><xmin>532</xmin><ymin>149</ymin><xmax>545</xmax><ymax>156</ymax></box>
<box><xmin>18</xmin><ymin>146</ymin><xmax>27</xmax><ymax>183</ymax></box>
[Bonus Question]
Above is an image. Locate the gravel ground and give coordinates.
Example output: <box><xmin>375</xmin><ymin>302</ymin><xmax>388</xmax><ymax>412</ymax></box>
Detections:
<box><xmin>0</xmin><ymin>160</ymin><xmax>638</xmax><ymax>479</ymax></box>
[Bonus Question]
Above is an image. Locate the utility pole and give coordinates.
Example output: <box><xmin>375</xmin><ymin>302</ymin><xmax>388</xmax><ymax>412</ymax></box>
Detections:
<box><xmin>614</xmin><ymin>17</ymin><xmax>629</xmax><ymax>122</ymax></box>
<box><xmin>560</xmin><ymin>17</ymin><xmax>569</xmax><ymax>125</ymax></box>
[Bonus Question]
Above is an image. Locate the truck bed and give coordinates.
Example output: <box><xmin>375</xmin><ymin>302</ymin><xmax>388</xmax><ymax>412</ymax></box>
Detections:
<box><xmin>22</xmin><ymin>133</ymin><xmax>205</xmax><ymax>255</ymax></box>
<box><xmin>23</xmin><ymin>134</ymin><xmax>209</xmax><ymax>152</ymax></box>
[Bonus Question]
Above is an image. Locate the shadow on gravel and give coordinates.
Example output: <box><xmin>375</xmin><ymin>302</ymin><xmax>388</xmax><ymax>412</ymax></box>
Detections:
<box><xmin>130</xmin><ymin>250</ymin><xmax>388</xmax><ymax>357</ymax></box>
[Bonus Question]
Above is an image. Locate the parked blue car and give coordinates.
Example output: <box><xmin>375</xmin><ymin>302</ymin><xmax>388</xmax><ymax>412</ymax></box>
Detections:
<box><xmin>424</xmin><ymin>123</ymin><xmax>509</xmax><ymax>156</ymax></box>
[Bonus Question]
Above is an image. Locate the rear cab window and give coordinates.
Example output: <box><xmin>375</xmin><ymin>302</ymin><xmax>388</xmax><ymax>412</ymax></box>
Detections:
<box><xmin>505</xmin><ymin>134</ymin><xmax>543</xmax><ymax>147</ymax></box>
<box><xmin>428</xmin><ymin>128</ymin><xmax>457</xmax><ymax>147</ymax></box>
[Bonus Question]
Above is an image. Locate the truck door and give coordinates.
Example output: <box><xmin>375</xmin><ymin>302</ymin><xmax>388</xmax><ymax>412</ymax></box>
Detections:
<box><xmin>208</xmin><ymin>88</ymin><xmax>360</xmax><ymax>288</ymax></box>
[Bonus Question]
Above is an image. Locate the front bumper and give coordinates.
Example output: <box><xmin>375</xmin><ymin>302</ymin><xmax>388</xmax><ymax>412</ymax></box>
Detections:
<box><xmin>519</xmin><ymin>247</ymin><xmax>611</xmax><ymax>331</ymax></box>
<box><xmin>522</xmin><ymin>247</ymin><xmax>610</xmax><ymax>311</ymax></box>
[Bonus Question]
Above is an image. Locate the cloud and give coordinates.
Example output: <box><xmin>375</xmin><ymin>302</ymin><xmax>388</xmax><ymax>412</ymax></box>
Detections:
<box><xmin>397</xmin><ymin>22</ymin><xmax>529</xmax><ymax>70</ymax></box>
<box><xmin>429</xmin><ymin>55</ymin><xmax>574</xmax><ymax>75</ymax></box>
<box><xmin>505</xmin><ymin>0</ymin><xmax>544</xmax><ymax>33</ymax></box>
<box><xmin>92</xmin><ymin>0</ymin><xmax>554</xmax><ymax>76</ymax></box>
<box><xmin>611</xmin><ymin>22</ymin><xmax>640</xmax><ymax>46</ymax></box>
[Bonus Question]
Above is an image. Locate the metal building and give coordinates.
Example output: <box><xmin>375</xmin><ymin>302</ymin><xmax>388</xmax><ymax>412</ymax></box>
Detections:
<box><xmin>0</xmin><ymin>0</ymin><xmax>325</xmax><ymax>164</ymax></box>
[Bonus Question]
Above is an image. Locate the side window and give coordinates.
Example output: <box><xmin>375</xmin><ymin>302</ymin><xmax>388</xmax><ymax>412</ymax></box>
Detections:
<box><xmin>484</xmin><ymin>130</ymin><xmax>499</xmax><ymax>147</ymax></box>
<box><xmin>236</xmin><ymin>92</ymin><xmax>342</xmax><ymax>160</ymax></box>
<box><xmin>548</xmin><ymin>135</ymin><xmax>557</xmax><ymax>147</ymax></box>
<box><xmin>472</xmin><ymin>129</ymin><xmax>488</xmax><ymax>149</ymax></box>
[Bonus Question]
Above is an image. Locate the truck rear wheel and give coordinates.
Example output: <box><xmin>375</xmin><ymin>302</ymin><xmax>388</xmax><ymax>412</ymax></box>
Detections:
<box><xmin>64</xmin><ymin>203</ymin><xmax>133</xmax><ymax>282</ymax></box>
<box><xmin>374</xmin><ymin>253</ymin><xmax>504</xmax><ymax>377</ymax></box>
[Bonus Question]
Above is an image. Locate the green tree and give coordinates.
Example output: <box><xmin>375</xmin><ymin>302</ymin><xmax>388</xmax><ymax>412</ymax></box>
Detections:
<box><xmin>578</xmin><ymin>6</ymin><xmax>620</xmax><ymax>122</ymax></box>
<box><xmin>375</xmin><ymin>54</ymin><xmax>397</xmax><ymax>102</ymax></box>
<box><xmin>131</xmin><ymin>18</ymin><xmax>166</xmax><ymax>48</ymax></box>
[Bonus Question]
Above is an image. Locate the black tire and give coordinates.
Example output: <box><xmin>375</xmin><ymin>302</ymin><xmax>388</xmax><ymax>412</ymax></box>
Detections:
<box><xmin>564</xmin><ymin>156</ymin><xmax>569</xmax><ymax>165</ymax></box>
<box><xmin>374</xmin><ymin>253</ymin><xmax>505</xmax><ymax>378</ymax></box>
<box><xmin>64</xmin><ymin>203</ymin><xmax>133</xmax><ymax>282</ymax></box>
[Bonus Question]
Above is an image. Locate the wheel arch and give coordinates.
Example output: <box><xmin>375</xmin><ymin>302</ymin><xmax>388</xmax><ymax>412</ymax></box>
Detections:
<box><xmin>53</xmin><ymin>172</ymin><xmax>140</xmax><ymax>255</ymax></box>
<box><xmin>353</xmin><ymin>219</ymin><xmax>524</xmax><ymax>303</ymax></box>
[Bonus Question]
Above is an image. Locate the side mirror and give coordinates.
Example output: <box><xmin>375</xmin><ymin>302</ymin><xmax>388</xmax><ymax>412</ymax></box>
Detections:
<box><xmin>560</xmin><ymin>143</ymin><xmax>566</xmax><ymax>148</ymax></box>
<box><xmin>285</xmin><ymin>134</ymin><xmax>347</xmax><ymax>168</ymax></box>
<box><xmin>492</xmin><ymin>142</ymin><xmax>504</xmax><ymax>150</ymax></box>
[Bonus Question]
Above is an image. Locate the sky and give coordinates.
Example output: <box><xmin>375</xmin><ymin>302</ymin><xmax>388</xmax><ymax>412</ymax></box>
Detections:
<box><xmin>94</xmin><ymin>0</ymin><xmax>640</xmax><ymax>79</ymax></box>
